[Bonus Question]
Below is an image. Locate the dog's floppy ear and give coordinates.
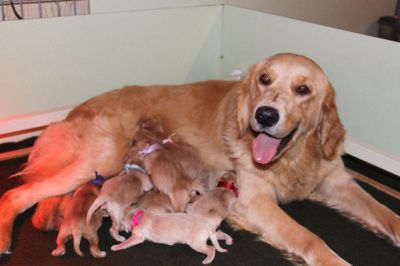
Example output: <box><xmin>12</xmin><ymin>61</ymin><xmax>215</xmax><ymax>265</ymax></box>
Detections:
<box><xmin>319</xmin><ymin>83</ymin><xmax>345</xmax><ymax>160</ymax></box>
<box><xmin>237</xmin><ymin>65</ymin><xmax>256</xmax><ymax>137</ymax></box>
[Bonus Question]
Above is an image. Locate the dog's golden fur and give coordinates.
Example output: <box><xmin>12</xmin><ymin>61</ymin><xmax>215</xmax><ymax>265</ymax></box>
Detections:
<box><xmin>0</xmin><ymin>53</ymin><xmax>399</xmax><ymax>265</ymax></box>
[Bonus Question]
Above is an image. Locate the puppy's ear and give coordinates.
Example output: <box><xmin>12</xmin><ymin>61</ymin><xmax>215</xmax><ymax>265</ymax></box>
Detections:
<box><xmin>237</xmin><ymin>65</ymin><xmax>256</xmax><ymax>137</ymax></box>
<box><xmin>319</xmin><ymin>83</ymin><xmax>345</xmax><ymax>160</ymax></box>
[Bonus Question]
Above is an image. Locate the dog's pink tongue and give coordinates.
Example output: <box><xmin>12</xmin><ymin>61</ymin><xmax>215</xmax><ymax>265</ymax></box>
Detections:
<box><xmin>252</xmin><ymin>133</ymin><xmax>281</xmax><ymax>164</ymax></box>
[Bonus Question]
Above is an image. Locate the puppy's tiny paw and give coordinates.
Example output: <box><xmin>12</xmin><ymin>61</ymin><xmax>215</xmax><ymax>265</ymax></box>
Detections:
<box><xmin>226</xmin><ymin>238</ymin><xmax>233</xmax><ymax>245</ymax></box>
<box><xmin>51</xmin><ymin>247</ymin><xmax>66</xmax><ymax>256</ymax></box>
<box><xmin>111</xmin><ymin>234</ymin><xmax>126</xmax><ymax>242</ymax></box>
<box><xmin>93</xmin><ymin>251</ymin><xmax>107</xmax><ymax>258</ymax></box>
<box><xmin>219</xmin><ymin>248</ymin><xmax>228</xmax><ymax>253</ymax></box>
<box><xmin>111</xmin><ymin>245</ymin><xmax>120</xmax><ymax>251</ymax></box>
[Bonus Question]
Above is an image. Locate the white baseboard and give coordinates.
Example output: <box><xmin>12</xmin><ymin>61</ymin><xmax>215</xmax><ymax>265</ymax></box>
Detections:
<box><xmin>0</xmin><ymin>106</ymin><xmax>72</xmax><ymax>143</ymax></box>
<box><xmin>345</xmin><ymin>136</ymin><xmax>400</xmax><ymax>177</ymax></box>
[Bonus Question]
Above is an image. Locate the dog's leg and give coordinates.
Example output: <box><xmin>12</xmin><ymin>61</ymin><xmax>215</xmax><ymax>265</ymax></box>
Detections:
<box><xmin>108</xmin><ymin>207</ymin><xmax>126</xmax><ymax>242</ymax></box>
<box><xmin>216</xmin><ymin>230</ymin><xmax>233</xmax><ymax>245</ymax></box>
<box><xmin>0</xmin><ymin>163</ymin><xmax>89</xmax><ymax>255</ymax></box>
<box><xmin>190</xmin><ymin>243</ymin><xmax>216</xmax><ymax>265</ymax></box>
<box><xmin>229</xmin><ymin>187</ymin><xmax>350</xmax><ymax>266</ymax></box>
<box><xmin>187</xmin><ymin>230</ymin><xmax>217</xmax><ymax>264</ymax></box>
<box><xmin>86</xmin><ymin>231</ymin><xmax>106</xmax><ymax>258</ymax></box>
<box><xmin>51</xmin><ymin>227</ymin><xmax>70</xmax><ymax>256</ymax></box>
<box><xmin>309</xmin><ymin>168</ymin><xmax>400</xmax><ymax>246</ymax></box>
<box><xmin>111</xmin><ymin>230</ymin><xmax>145</xmax><ymax>251</ymax></box>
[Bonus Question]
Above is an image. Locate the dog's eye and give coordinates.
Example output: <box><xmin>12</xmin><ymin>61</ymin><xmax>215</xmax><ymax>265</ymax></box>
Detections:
<box><xmin>259</xmin><ymin>74</ymin><xmax>271</xmax><ymax>86</ymax></box>
<box><xmin>295</xmin><ymin>85</ymin><xmax>310</xmax><ymax>96</ymax></box>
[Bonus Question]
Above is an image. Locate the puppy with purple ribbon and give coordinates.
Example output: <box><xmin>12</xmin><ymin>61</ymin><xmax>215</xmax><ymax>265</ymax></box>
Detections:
<box><xmin>52</xmin><ymin>183</ymin><xmax>105</xmax><ymax>258</ymax></box>
<box><xmin>127</xmin><ymin>117</ymin><xmax>207</xmax><ymax>212</ymax></box>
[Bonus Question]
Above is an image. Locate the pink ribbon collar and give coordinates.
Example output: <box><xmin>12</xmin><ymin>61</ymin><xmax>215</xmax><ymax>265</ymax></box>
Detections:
<box><xmin>131</xmin><ymin>210</ymin><xmax>144</xmax><ymax>231</ymax></box>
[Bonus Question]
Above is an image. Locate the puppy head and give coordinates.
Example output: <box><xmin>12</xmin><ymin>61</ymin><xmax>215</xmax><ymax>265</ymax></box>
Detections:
<box><xmin>237</xmin><ymin>53</ymin><xmax>345</xmax><ymax>164</ymax></box>
<box><xmin>170</xmin><ymin>180</ymin><xmax>205</xmax><ymax>212</ymax></box>
<box><xmin>132</xmin><ymin>117</ymin><xmax>166</xmax><ymax>146</ymax></box>
<box><xmin>127</xmin><ymin>117</ymin><xmax>166</xmax><ymax>162</ymax></box>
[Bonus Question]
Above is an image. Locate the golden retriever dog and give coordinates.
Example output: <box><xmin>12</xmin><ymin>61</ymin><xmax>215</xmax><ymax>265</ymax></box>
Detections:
<box><xmin>0</xmin><ymin>53</ymin><xmax>399</xmax><ymax>265</ymax></box>
<box><xmin>128</xmin><ymin>117</ymin><xmax>206</xmax><ymax>212</ymax></box>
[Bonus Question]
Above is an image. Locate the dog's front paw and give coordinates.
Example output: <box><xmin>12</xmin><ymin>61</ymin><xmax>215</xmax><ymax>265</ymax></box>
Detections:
<box><xmin>392</xmin><ymin>216</ymin><xmax>400</xmax><ymax>247</ymax></box>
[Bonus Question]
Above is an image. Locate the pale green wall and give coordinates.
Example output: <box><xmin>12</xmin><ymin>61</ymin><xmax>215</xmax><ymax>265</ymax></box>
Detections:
<box><xmin>0</xmin><ymin>6</ymin><xmax>222</xmax><ymax>118</ymax></box>
<box><xmin>220</xmin><ymin>6</ymin><xmax>400</xmax><ymax>157</ymax></box>
<box><xmin>218</xmin><ymin>0</ymin><xmax>396</xmax><ymax>36</ymax></box>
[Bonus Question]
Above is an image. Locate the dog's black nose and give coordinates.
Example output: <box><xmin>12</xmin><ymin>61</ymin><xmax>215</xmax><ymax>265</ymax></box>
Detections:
<box><xmin>255</xmin><ymin>106</ymin><xmax>279</xmax><ymax>127</ymax></box>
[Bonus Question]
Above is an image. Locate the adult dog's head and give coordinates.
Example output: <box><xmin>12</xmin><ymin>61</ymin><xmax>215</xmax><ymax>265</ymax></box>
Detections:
<box><xmin>237</xmin><ymin>53</ymin><xmax>345</xmax><ymax>165</ymax></box>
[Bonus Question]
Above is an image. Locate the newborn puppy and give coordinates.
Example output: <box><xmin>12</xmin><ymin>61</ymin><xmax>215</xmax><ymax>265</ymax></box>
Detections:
<box><xmin>137</xmin><ymin>190</ymin><xmax>174</xmax><ymax>214</ymax></box>
<box><xmin>128</xmin><ymin>117</ymin><xmax>206</xmax><ymax>212</ymax></box>
<box><xmin>112</xmin><ymin>210</ymin><xmax>228</xmax><ymax>264</ymax></box>
<box><xmin>186</xmin><ymin>171</ymin><xmax>238</xmax><ymax>244</ymax></box>
<box><xmin>32</xmin><ymin>194</ymin><xmax>72</xmax><ymax>231</ymax></box>
<box><xmin>86</xmin><ymin>168</ymin><xmax>152</xmax><ymax>242</ymax></box>
<box><xmin>52</xmin><ymin>183</ymin><xmax>105</xmax><ymax>258</ymax></box>
<box><xmin>120</xmin><ymin>190</ymin><xmax>174</xmax><ymax>232</ymax></box>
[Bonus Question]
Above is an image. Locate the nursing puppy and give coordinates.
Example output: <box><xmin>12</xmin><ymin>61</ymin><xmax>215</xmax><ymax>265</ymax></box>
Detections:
<box><xmin>128</xmin><ymin>118</ymin><xmax>206</xmax><ymax>212</ymax></box>
<box><xmin>32</xmin><ymin>194</ymin><xmax>72</xmax><ymax>232</ymax></box>
<box><xmin>52</xmin><ymin>183</ymin><xmax>105</xmax><ymax>258</ymax></box>
<box><xmin>187</xmin><ymin>172</ymin><xmax>237</xmax><ymax>226</ymax></box>
<box><xmin>120</xmin><ymin>190</ymin><xmax>174</xmax><ymax>233</ymax></box>
<box><xmin>137</xmin><ymin>190</ymin><xmax>174</xmax><ymax>214</ymax></box>
<box><xmin>111</xmin><ymin>210</ymin><xmax>228</xmax><ymax>264</ymax></box>
<box><xmin>86</xmin><ymin>168</ymin><xmax>152</xmax><ymax>242</ymax></box>
<box><xmin>186</xmin><ymin>172</ymin><xmax>238</xmax><ymax>245</ymax></box>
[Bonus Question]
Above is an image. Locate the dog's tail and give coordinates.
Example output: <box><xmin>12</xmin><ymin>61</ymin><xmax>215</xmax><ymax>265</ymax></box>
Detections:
<box><xmin>86</xmin><ymin>195</ymin><xmax>107</xmax><ymax>224</ymax></box>
<box><xmin>72</xmin><ymin>222</ymin><xmax>84</xmax><ymax>257</ymax></box>
<box><xmin>208</xmin><ymin>230</ymin><xmax>227</xmax><ymax>253</ymax></box>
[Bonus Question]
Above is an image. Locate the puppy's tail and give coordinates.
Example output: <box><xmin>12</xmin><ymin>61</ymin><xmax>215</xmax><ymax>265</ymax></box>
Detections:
<box><xmin>86</xmin><ymin>196</ymin><xmax>107</xmax><ymax>224</ymax></box>
<box><xmin>208</xmin><ymin>230</ymin><xmax>227</xmax><ymax>253</ymax></box>
<box><xmin>72</xmin><ymin>222</ymin><xmax>84</xmax><ymax>257</ymax></box>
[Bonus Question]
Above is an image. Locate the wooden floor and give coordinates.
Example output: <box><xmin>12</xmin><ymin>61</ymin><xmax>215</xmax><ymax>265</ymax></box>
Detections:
<box><xmin>349</xmin><ymin>168</ymin><xmax>399</xmax><ymax>200</ymax></box>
